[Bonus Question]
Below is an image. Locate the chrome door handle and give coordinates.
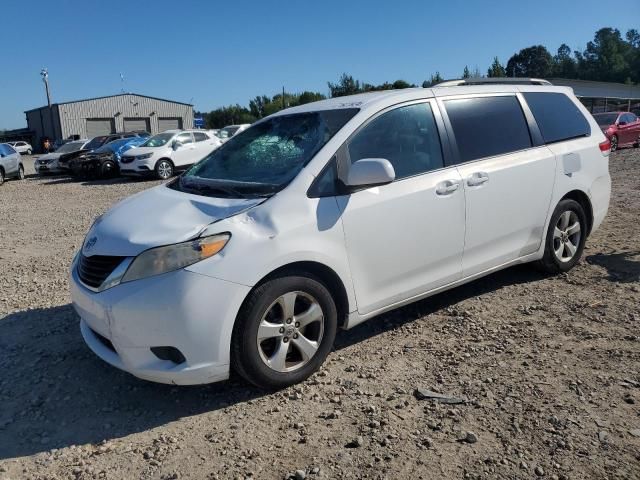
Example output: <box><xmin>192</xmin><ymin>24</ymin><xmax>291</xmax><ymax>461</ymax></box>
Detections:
<box><xmin>467</xmin><ymin>172</ymin><xmax>489</xmax><ymax>186</ymax></box>
<box><xmin>436</xmin><ymin>180</ymin><xmax>460</xmax><ymax>195</ymax></box>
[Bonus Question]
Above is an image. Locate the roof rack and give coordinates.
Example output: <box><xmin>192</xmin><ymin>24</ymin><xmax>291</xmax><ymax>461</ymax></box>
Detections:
<box><xmin>434</xmin><ymin>78</ymin><xmax>552</xmax><ymax>87</ymax></box>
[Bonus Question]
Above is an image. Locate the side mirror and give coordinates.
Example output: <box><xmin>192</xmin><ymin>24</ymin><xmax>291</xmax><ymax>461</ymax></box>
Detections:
<box><xmin>346</xmin><ymin>158</ymin><xmax>395</xmax><ymax>189</ymax></box>
<box><xmin>172</xmin><ymin>140</ymin><xmax>183</xmax><ymax>150</ymax></box>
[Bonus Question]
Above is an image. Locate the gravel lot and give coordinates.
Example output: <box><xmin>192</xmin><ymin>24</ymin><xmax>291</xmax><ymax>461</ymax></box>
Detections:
<box><xmin>1</xmin><ymin>151</ymin><xmax>639</xmax><ymax>480</ymax></box>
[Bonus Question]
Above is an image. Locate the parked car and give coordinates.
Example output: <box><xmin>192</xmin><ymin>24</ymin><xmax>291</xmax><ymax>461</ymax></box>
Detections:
<box><xmin>219</xmin><ymin>124</ymin><xmax>250</xmax><ymax>139</ymax></box>
<box><xmin>71</xmin><ymin>83</ymin><xmax>611</xmax><ymax>388</ymax></box>
<box><xmin>69</xmin><ymin>136</ymin><xmax>148</xmax><ymax>178</ymax></box>
<box><xmin>8</xmin><ymin>141</ymin><xmax>33</xmax><ymax>155</ymax></box>
<box><xmin>593</xmin><ymin>112</ymin><xmax>640</xmax><ymax>151</ymax></box>
<box><xmin>120</xmin><ymin>130</ymin><xmax>221</xmax><ymax>180</ymax></box>
<box><xmin>0</xmin><ymin>143</ymin><xmax>25</xmax><ymax>185</ymax></box>
<box><xmin>58</xmin><ymin>131</ymin><xmax>150</xmax><ymax>171</ymax></box>
<box><xmin>35</xmin><ymin>139</ymin><xmax>89</xmax><ymax>175</ymax></box>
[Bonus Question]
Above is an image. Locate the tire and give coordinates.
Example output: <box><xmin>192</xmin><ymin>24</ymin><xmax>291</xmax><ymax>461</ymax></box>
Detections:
<box><xmin>536</xmin><ymin>199</ymin><xmax>587</xmax><ymax>274</ymax></box>
<box><xmin>26</xmin><ymin>149</ymin><xmax>32</xmax><ymax>155</ymax></box>
<box><xmin>610</xmin><ymin>134</ymin><xmax>618</xmax><ymax>152</ymax></box>
<box><xmin>231</xmin><ymin>274</ymin><xmax>338</xmax><ymax>390</ymax></box>
<box><xmin>634</xmin><ymin>135</ymin><xmax>639</xmax><ymax>148</ymax></box>
<box><xmin>101</xmin><ymin>160</ymin><xmax>117</xmax><ymax>178</ymax></box>
<box><xmin>155</xmin><ymin>159</ymin><xmax>174</xmax><ymax>180</ymax></box>
<box><xmin>0</xmin><ymin>168</ymin><xmax>4</xmax><ymax>186</ymax></box>
<box><xmin>17</xmin><ymin>164</ymin><xmax>24</xmax><ymax>180</ymax></box>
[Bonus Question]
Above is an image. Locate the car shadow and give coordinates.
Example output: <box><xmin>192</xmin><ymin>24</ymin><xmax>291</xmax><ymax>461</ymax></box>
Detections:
<box><xmin>0</xmin><ymin>264</ymin><xmax>545</xmax><ymax>460</ymax></box>
<box><xmin>586</xmin><ymin>250</ymin><xmax>640</xmax><ymax>283</ymax></box>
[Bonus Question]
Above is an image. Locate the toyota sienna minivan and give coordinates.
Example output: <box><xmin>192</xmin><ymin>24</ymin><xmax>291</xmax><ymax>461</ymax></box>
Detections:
<box><xmin>71</xmin><ymin>81</ymin><xmax>611</xmax><ymax>389</ymax></box>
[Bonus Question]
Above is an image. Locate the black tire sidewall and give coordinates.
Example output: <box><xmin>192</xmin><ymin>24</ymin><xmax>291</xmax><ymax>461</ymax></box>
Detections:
<box><xmin>101</xmin><ymin>161</ymin><xmax>116</xmax><ymax>178</ymax></box>
<box><xmin>232</xmin><ymin>275</ymin><xmax>338</xmax><ymax>389</ymax></box>
<box><xmin>18</xmin><ymin>165</ymin><xmax>24</xmax><ymax>180</ymax></box>
<box><xmin>543</xmin><ymin>199</ymin><xmax>587</xmax><ymax>272</ymax></box>
<box><xmin>611</xmin><ymin>135</ymin><xmax>618</xmax><ymax>151</ymax></box>
<box><xmin>0</xmin><ymin>169</ymin><xmax>4</xmax><ymax>185</ymax></box>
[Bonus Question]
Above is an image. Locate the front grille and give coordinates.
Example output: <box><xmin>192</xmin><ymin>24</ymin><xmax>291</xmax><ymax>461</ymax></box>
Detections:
<box><xmin>78</xmin><ymin>254</ymin><xmax>126</xmax><ymax>288</ymax></box>
<box><xmin>120</xmin><ymin>156</ymin><xmax>134</xmax><ymax>164</ymax></box>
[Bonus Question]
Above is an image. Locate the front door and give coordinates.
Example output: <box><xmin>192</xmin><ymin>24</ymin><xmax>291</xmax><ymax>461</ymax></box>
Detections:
<box><xmin>338</xmin><ymin>101</ymin><xmax>466</xmax><ymax>315</ymax></box>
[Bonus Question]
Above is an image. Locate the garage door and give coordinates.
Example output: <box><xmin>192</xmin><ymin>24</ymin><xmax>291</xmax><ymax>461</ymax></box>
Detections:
<box><xmin>158</xmin><ymin>117</ymin><xmax>182</xmax><ymax>132</ymax></box>
<box><xmin>86</xmin><ymin>119</ymin><xmax>115</xmax><ymax>138</ymax></box>
<box><xmin>123</xmin><ymin>117</ymin><xmax>150</xmax><ymax>133</ymax></box>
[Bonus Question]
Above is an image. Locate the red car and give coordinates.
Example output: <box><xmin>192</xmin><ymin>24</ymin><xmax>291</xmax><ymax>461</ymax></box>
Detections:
<box><xmin>593</xmin><ymin>111</ymin><xmax>640</xmax><ymax>151</ymax></box>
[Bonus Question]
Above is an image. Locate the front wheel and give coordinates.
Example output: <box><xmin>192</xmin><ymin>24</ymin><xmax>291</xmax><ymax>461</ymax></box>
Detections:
<box><xmin>536</xmin><ymin>199</ymin><xmax>587</xmax><ymax>274</ymax></box>
<box><xmin>610</xmin><ymin>134</ymin><xmax>618</xmax><ymax>151</ymax></box>
<box><xmin>26</xmin><ymin>149</ymin><xmax>32</xmax><ymax>155</ymax></box>
<box><xmin>155</xmin><ymin>159</ymin><xmax>173</xmax><ymax>180</ymax></box>
<box><xmin>17</xmin><ymin>164</ymin><xmax>24</xmax><ymax>180</ymax></box>
<box><xmin>231</xmin><ymin>275</ymin><xmax>338</xmax><ymax>389</ymax></box>
<box><xmin>0</xmin><ymin>169</ymin><xmax>4</xmax><ymax>185</ymax></box>
<box><xmin>101</xmin><ymin>160</ymin><xmax>117</xmax><ymax>178</ymax></box>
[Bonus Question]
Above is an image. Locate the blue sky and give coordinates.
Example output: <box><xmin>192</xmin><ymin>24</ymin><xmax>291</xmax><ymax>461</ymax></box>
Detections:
<box><xmin>0</xmin><ymin>0</ymin><xmax>638</xmax><ymax>129</ymax></box>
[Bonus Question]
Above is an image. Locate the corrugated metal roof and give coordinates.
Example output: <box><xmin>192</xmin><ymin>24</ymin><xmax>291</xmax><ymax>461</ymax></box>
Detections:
<box><xmin>24</xmin><ymin>92</ymin><xmax>192</xmax><ymax>113</ymax></box>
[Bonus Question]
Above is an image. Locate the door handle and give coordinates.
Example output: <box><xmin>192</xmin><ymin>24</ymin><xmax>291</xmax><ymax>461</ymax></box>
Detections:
<box><xmin>467</xmin><ymin>172</ymin><xmax>489</xmax><ymax>187</ymax></box>
<box><xmin>436</xmin><ymin>180</ymin><xmax>460</xmax><ymax>195</ymax></box>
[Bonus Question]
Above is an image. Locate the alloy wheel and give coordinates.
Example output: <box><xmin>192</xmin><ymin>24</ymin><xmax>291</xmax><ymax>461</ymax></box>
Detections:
<box><xmin>553</xmin><ymin>210</ymin><xmax>581</xmax><ymax>263</ymax></box>
<box><xmin>18</xmin><ymin>165</ymin><xmax>24</xmax><ymax>180</ymax></box>
<box><xmin>610</xmin><ymin>135</ymin><xmax>618</xmax><ymax>151</ymax></box>
<box><xmin>256</xmin><ymin>291</ymin><xmax>325</xmax><ymax>373</ymax></box>
<box><xmin>157</xmin><ymin>160</ymin><xmax>172</xmax><ymax>179</ymax></box>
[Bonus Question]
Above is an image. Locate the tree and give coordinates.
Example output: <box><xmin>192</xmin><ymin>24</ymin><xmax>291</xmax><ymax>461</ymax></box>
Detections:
<box><xmin>422</xmin><ymin>72</ymin><xmax>443</xmax><ymax>87</ymax></box>
<box><xmin>249</xmin><ymin>95</ymin><xmax>270</xmax><ymax>119</ymax></box>
<box><xmin>328</xmin><ymin>73</ymin><xmax>362</xmax><ymax>97</ymax></box>
<box><xmin>577</xmin><ymin>28</ymin><xmax>631</xmax><ymax>82</ymax></box>
<box><xmin>462</xmin><ymin>66</ymin><xmax>471</xmax><ymax>79</ymax></box>
<box><xmin>298</xmin><ymin>91</ymin><xmax>325</xmax><ymax>105</ymax></box>
<box><xmin>506</xmin><ymin>45</ymin><xmax>553</xmax><ymax>78</ymax></box>
<box><xmin>487</xmin><ymin>57</ymin><xmax>506</xmax><ymax>77</ymax></box>
<box><xmin>205</xmin><ymin>105</ymin><xmax>256</xmax><ymax>129</ymax></box>
<box><xmin>552</xmin><ymin>44</ymin><xmax>577</xmax><ymax>78</ymax></box>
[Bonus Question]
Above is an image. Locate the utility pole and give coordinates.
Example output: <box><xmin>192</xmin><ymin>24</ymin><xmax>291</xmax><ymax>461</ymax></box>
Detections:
<box><xmin>40</xmin><ymin>68</ymin><xmax>56</xmax><ymax>143</ymax></box>
<box><xmin>282</xmin><ymin>86</ymin><xmax>285</xmax><ymax>110</ymax></box>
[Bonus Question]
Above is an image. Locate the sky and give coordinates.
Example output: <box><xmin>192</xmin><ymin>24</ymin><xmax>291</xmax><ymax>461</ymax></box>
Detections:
<box><xmin>0</xmin><ymin>0</ymin><xmax>638</xmax><ymax>129</ymax></box>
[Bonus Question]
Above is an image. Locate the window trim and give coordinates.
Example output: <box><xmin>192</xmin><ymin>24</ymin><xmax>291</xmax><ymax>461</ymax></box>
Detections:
<box><xmin>436</xmin><ymin>92</ymin><xmax>542</xmax><ymax>167</ymax></box>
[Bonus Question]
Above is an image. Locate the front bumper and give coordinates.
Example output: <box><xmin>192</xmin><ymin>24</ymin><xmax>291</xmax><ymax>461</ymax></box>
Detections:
<box><xmin>120</xmin><ymin>157</ymin><xmax>155</xmax><ymax>176</ymax></box>
<box><xmin>70</xmin><ymin>256</ymin><xmax>251</xmax><ymax>385</ymax></box>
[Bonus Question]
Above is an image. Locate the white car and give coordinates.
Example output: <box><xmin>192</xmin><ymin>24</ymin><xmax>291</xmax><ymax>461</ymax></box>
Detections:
<box><xmin>0</xmin><ymin>143</ymin><xmax>25</xmax><ymax>184</ymax></box>
<box><xmin>34</xmin><ymin>139</ymin><xmax>89</xmax><ymax>175</ymax></box>
<box><xmin>120</xmin><ymin>130</ymin><xmax>221</xmax><ymax>180</ymax></box>
<box><xmin>219</xmin><ymin>124</ymin><xmax>251</xmax><ymax>139</ymax></box>
<box><xmin>71</xmin><ymin>82</ymin><xmax>611</xmax><ymax>388</ymax></box>
<box><xmin>9</xmin><ymin>141</ymin><xmax>33</xmax><ymax>155</ymax></box>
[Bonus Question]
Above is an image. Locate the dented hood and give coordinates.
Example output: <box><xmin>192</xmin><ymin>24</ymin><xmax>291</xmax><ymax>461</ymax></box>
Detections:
<box><xmin>85</xmin><ymin>184</ymin><xmax>264</xmax><ymax>257</ymax></box>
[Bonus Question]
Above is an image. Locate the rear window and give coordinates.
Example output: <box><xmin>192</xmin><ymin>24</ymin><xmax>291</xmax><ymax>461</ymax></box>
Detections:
<box><xmin>444</xmin><ymin>96</ymin><xmax>532</xmax><ymax>163</ymax></box>
<box><xmin>524</xmin><ymin>92</ymin><xmax>590</xmax><ymax>144</ymax></box>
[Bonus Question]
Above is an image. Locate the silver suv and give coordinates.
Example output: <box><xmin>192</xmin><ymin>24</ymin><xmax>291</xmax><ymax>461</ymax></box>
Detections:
<box><xmin>0</xmin><ymin>143</ymin><xmax>25</xmax><ymax>185</ymax></box>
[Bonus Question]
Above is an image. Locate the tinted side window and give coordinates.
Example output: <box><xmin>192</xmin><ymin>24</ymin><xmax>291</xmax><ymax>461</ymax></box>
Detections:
<box><xmin>621</xmin><ymin>113</ymin><xmax>636</xmax><ymax>124</ymax></box>
<box><xmin>445</xmin><ymin>96</ymin><xmax>532</xmax><ymax>163</ymax></box>
<box><xmin>523</xmin><ymin>92</ymin><xmax>590</xmax><ymax>144</ymax></box>
<box><xmin>348</xmin><ymin>103</ymin><xmax>444</xmax><ymax>180</ymax></box>
<box><xmin>0</xmin><ymin>145</ymin><xmax>7</xmax><ymax>156</ymax></box>
<box><xmin>176</xmin><ymin>133</ymin><xmax>193</xmax><ymax>144</ymax></box>
<box><xmin>193</xmin><ymin>132</ymin><xmax>208</xmax><ymax>142</ymax></box>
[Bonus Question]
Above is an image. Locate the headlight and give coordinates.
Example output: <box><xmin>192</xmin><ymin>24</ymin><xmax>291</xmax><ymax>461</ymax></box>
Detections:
<box><xmin>136</xmin><ymin>153</ymin><xmax>153</xmax><ymax>160</ymax></box>
<box><xmin>121</xmin><ymin>233</ymin><xmax>230</xmax><ymax>283</ymax></box>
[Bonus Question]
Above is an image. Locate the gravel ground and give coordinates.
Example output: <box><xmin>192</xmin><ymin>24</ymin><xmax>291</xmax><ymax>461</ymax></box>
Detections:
<box><xmin>0</xmin><ymin>151</ymin><xmax>639</xmax><ymax>480</ymax></box>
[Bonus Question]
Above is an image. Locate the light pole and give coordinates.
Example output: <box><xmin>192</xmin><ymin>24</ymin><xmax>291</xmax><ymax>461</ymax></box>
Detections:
<box><xmin>40</xmin><ymin>68</ymin><xmax>56</xmax><ymax>144</ymax></box>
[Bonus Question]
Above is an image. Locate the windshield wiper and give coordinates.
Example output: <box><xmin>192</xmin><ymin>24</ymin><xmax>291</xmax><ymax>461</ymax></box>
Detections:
<box><xmin>179</xmin><ymin>178</ymin><xmax>273</xmax><ymax>199</ymax></box>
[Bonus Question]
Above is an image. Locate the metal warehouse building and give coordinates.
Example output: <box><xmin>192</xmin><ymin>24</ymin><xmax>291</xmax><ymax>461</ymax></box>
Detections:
<box><xmin>25</xmin><ymin>93</ymin><xmax>193</xmax><ymax>151</ymax></box>
<box><xmin>548</xmin><ymin>79</ymin><xmax>640</xmax><ymax>114</ymax></box>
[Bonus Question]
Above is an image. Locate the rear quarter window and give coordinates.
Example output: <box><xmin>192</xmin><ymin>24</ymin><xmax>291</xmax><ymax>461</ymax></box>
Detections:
<box><xmin>523</xmin><ymin>92</ymin><xmax>590</xmax><ymax>144</ymax></box>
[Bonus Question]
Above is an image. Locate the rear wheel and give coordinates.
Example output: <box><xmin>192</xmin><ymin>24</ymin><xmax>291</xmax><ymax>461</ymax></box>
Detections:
<box><xmin>0</xmin><ymin>168</ymin><xmax>4</xmax><ymax>185</ymax></box>
<box><xmin>26</xmin><ymin>149</ymin><xmax>32</xmax><ymax>155</ymax></box>
<box><xmin>155</xmin><ymin>159</ymin><xmax>173</xmax><ymax>180</ymax></box>
<box><xmin>231</xmin><ymin>275</ymin><xmax>338</xmax><ymax>389</ymax></box>
<box><xmin>536</xmin><ymin>199</ymin><xmax>587</xmax><ymax>274</ymax></box>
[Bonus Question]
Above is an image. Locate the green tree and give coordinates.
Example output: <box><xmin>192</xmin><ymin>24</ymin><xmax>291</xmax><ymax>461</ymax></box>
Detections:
<box><xmin>298</xmin><ymin>91</ymin><xmax>326</xmax><ymax>104</ymax></box>
<box><xmin>487</xmin><ymin>57</ymin><xmax>506</xmax><ymax>77</ymax></box>
<box><xmin>205</xmin><ymin>105</ymin><xmax>256</xmax><ymax>129</ymax></box>
<box><xmin>422</xmin><ymin>72</ymin><xmax>443</xmax><ymax>87</ymax></box>
<box><xmin>328</xmin><ymin>73</ymin><xmax>362</xmax><ymax>97</ymax></box>
<box><xmin>462</xmin><ymin>66</ymin><xmax>471</xmax><ymax>79</ymax></box>
<box><xmin>552</xmin><ymin>44</ymin><xmax>577</xmax><ymax>78</ymax></box>
<box><xmin>576</xmin><ymin>28</ymin><xmax>631</xmax><ymax>82</ymax></box>
<box><xmin>506</xmin><ymin>45</ymin><xmax>553</xmax><ymax>78</ymax></box>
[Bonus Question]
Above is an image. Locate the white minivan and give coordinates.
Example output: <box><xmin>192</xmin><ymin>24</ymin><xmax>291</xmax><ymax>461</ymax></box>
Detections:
<box><xmin>71</xmin><ymin>81</ymin><xmax>611</xmax><ymax>389</ymax></box>
<box><xmin>120</xmin><ymin>130</ymin><xmax>221</xmax><ymax>179</ymax></box>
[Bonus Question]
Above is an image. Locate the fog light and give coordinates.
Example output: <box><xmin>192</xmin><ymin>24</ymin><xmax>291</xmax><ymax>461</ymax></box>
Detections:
<box><xmin>150</xmin><ymin>346</ymin><xmax>186</xmax><ymax>365</ymax></box>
